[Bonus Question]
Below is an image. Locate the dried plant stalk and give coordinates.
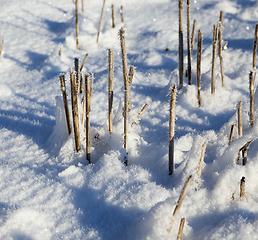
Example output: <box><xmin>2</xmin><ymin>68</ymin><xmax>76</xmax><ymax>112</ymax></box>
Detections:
<box><xmin>197</xmin><ymin>30</ymin><xmax>202</xmax><ymax>106</ymax></box>
<box><xmin>218</xmin><ymin>24</ymin><xmax>225</xmax><ymax>87</ymax></box>
<box><xmin>179</xmin><ymin>0</ymin><xmax>184</xmax><ymax>88</ymax></box>
<box><xmin>128</xmin><ymin>66</ymin><xmax>135</xmax><ymax>110</ymax></box>
<box><xmin>75</xmin><ymin>0</ymin><xmax>79</xmax><ymax>49</ymax></box>
<box><xmin>220</xmin><ymin>11</ymin><xmax>224</xmax><ymax>26</ymax></box>
<box><xmin>120</xmin><ymin>28</ymin><xmax>129</xmax><ymax>165</ymax></box>
<box><xmin>187</xmin><ymin>0</ymin><xmax>192</xmax><ymax>85</ymax></box>
<box><xmin>253</xmin><ymin>23</ymin><xmax>258</xmax><ymax>70</ymax></box>
<box><xmin>229</xmin><ymin>124</ymin><xmax>235</xmax><ymax>144</ymax></box>
<box><xmin>81</xmin><ymin>0</ymin><xmax>84</xmax><ymax>12</ymax></box>
<box><xmin>108</xmin><ymin>49</ymin><xmax>114</xmax><ymax>133</ymax></box>
<box><xmin>85</xmin><ymin>74</ymin><xmax>91</xmax><ymax>163</ymax></box>
<box><xmin>240</xmin><ymin>177</ymin><xmax>245</xmax><ymax>198</ymax></box>
<box><xmin>80</xmin><ymin>53</ymin><xmax>89</xmax><ymax>72</ymax></box>
<box><xmin>169</xmin><ymin>85</ymin><xmax>176</xmax><ymax>175</ymax></box>
<box><xmin>211</xmin><ymin>25</ymin><xmax>218</xmax><ymax>94</ymax></box>
<box><xmin>198</xmin><ymin>141</ymin><xmax>206</xmax><ymax>178</ymax></box>
<box><xmin>120</xmin><ymin>6</ymin><xmax>124</xmax><ymax>22</ymax></box>
<box><xmin>238</xmin><ymin>100</ymin><xmax>243</xmax><ymax>137</ymax></box>
<box><xmin>131</xmin><ymin>103</ymin><xmax>149</xmax><ymax>127</ymax></box>
<box><xmin>70</xmin><ymin>70</ymin><xmax>81</xmax><ymax>152</ymax></box>
<box><xmin>191</xmin><ymin>19</ymin><xmax>197</xmax><ymax>56</ymax></box>
<box><xmin>60</xmin><ymin>74</ymin><xmax>72</xmax><ymax>135</ymax></box>
<box><xmin>97</xmin><ymin>0</ymin><xmax>106</xmax><ymax>43</ymax></box>
<box><xmin>250</xmin><ymin>71</ymin><xmax>254</xmax><ymax>126</ymax></box>
<box><xmin>112</xmin><ymin>5</ymin><xmax>115</xmax><ymax>28</ymax></box>
<box><xmin>168</xmin><ymin>175</ymin><xmax>192</xmax><ymax>233</ymax></box>
<box><xmin>177</xmin><ymin>218</ymin><xmax>186</xmax><ymax>240</ymax></box>
<box><xmin>75</xmin><ymin>58</ymin><xmax>79</xmax><ymax>93</ymax></box>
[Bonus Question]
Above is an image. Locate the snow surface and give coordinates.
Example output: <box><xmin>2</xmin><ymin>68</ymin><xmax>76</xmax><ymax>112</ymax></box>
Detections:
<box><xmin>1</xmin><ymin>0</ymin><xmax>258</xmax><ymax>239</ymax></box>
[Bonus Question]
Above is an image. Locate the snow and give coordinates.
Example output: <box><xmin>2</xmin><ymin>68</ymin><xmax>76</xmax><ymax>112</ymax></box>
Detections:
<box><xmin>1</xmin><ymin>0</ymin><xmax>258</xmax><ymax>239</ymax></box>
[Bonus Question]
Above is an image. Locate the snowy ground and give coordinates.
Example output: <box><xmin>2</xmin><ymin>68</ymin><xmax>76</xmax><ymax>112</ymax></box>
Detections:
<box><xmin>1</xmin><ymin>0</ymin><xmax>258</xmax><ymax>239</ymax></box>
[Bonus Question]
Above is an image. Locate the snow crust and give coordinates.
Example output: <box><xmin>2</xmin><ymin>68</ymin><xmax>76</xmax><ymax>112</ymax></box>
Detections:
<box><xmin>1</xmin><ymin>0</ymin><xmax>258</xmax><ymax>239</ymax></box>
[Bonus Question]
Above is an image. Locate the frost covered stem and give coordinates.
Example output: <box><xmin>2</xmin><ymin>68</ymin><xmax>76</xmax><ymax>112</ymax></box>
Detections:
<box><xmin>120</xmin><ymin>6</ymin><xmax>124</xmax><ymax>23</ymax></box>
<box><xmin>168</xmin><ymin>175</ymin><xmax>192</xmax><ymax>233</ymax></box>
<box><xmin>198</xmin><ymin>141</ymin><xmax>206</xmax><ymax>178</ymax></box>
<box><xmin>81</xmin><ymin>0</ymin><xmax>84</xmax><ymax>12</ymax></box>
<box><xmin>85</xmin><ymin>74</ymin><xmax>91</xmax><ymax>163</ymax></box>
<box><xmin>253</xmin><ymin>24</ymin><xmax>258</xmax><ymax>70</ymax></box>
<box><xmin>211</xmin><ymin>25</ymin><xmax>218</xmax><ymax>95</ymax></box>
<box><xmin>75</xmin><ymin>58</ymin><xmax>80</xmax><ymax>93</ymax></box>
<box><xmin>238</xmin><ymin>100</ymin><xmax>243</xmax><ymax>137</ymax></box>
<box><xmin>191</xmin><ymin>19</ymin><xmax>197</xmax><ymax>56</ymax></box>
<box><xmin>128</xmin><ymin>66</ymin><xmax>135</xmax><ymax>110</ymax></box>
<box><xmin>131</xmin><ymin>103</ymin><xmax>149</xmax><ymax>127</ymax></box>
<box><xmin>179</xmin><ymin>0</ymin><xmax>184</xmax><ymax>88</ymax></box>
<box><xmin>187</xmin><ymin>0</ymin><xmax>192</xmax><ymax>85</ymax></box>
<box><xmin>220</xmin><ymin>11</ymin><xmax>224</xmax><ymax>26</ymax></box>
<box><xmin>169</xmin><ymin>85</ymin><xmax>176</xmax><ymax>175</ymax></box>
<box><xmin>240</xmin><ymin>177</ymin><xmax>245</xmax><ymax>198</ymax></box>
<box><xmin>218</xmin><ymin>24</ymin><xmax>225</xmax><ymax>88</ymax></box>
<box><xmin>177</xmin><ymin>218</ymin><xmax>185</xmax><ymax>240</ymax></box>
<box><xmin>197</xmin><ymin>30</ymin><xmax>202</xmax><ymax>107</ymax></box>
<box><xmin>60</xmin><ymin>74</ymin><xmax>72</xmax><ymax>135</ymax></box>
<box><xmin>96</xmin><ymin>0</ymin><xmax>106</xmax><ymax>43</ymax></box>
<box><xmin>108</xmin><ymin>49</ymin><xmax>114</xmax><ymax>133</ymax></box>
<box><xmin>75</xmin><ymin>0</ymin><xmax>79</xmax><ymax>49</ymax></box>
<box><xmin>80</xmin><ymin>53</ymin><xmax>89</xmax><ymax>72</ymax></box>
<box><xmin>112</xmin><ymin>5</ymin><xmax>115</xmax><ymax>28</ymax></box>
<box><xmin>120</xmin><ymin>28</ymin><xmax>129</xmax><ymax>165</ymax></box>
<box><xmin>229</xmin><ymin>124</ymin><xmax>235</xmax><ymax>144</ymax></box>
<box><xmin>70</xmin><ymin>70</ymin><xmax>81</xmax><ymax>152</ymax></box>
<box><xmin>250</xmin><ymin>71</ymin><xmax>254</xmax><ymax>126</ymax></box>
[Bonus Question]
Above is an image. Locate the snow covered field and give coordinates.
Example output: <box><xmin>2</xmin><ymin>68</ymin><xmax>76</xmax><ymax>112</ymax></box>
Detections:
<box><xmin>1</xmin><ymin>0</ymin><xmax>258</xmax><ymax>239</ymax></box>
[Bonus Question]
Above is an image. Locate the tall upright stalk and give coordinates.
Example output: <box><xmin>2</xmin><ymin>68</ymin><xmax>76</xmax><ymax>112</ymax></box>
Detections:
<box><xmin>108</xmin><ymin>49</ymin><xmax>114</xmax><ymax>133</ymax></box>
<box><xmin>179</xmin><ymin>0</ymin><xmax>184</xmax><ymax>88</ymax></box>
<box><xmin>120</xmin><ymin>28</ymin><xmax>129</xmax><ymax>165</ymax></box>
<box><xmin>169</xmin><ymin>85</ymin><xmax>176</xmax><ymax>175</ymax></box>
<box><xmin>187</xmin><ymin>0</ymin><xmax>191</xmax><ymax>85</ymax></box>
<box><xmin>197</xmin><ymin>30</ymin><xmax>202</xmax><ymax>106</ymax></box>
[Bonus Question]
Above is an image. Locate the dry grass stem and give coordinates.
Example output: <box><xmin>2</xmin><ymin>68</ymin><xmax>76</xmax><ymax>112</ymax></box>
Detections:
<box><xmin>240</xmin><ymin>177</ymin><xmax>245</xmax><ymax>198</ymax></box>
<box><xmin>218</xmin><ymin>24</ymin><xmax>225</xmax><ymax>87</ymax></box>
<box><xmin>229</xmin><ymin>124</ymin><xmax>235</xmax><ymax>144</ymax></box>
<box><xmin>97</xmin><ymin>0</ymin><xmax>106</xmax><ymax>43</ymax></box>
<box><xmin>177</xmin><ymin>218</ymin><xmax>186</xmax><ymax>240</ymax></box>
<box><xmin>120</xmin><ymin>6</ymin><xmax>124</xmax><ymax>22</ymax></box>
<box><xmin>168</xmin><ymin>175</ymin><xmax>192</xmax><ymax>233</ymax></box>
<box><xmin>238</xmin><ymin>100</ymin><xmax>242</xmax><ymax>137</ymax></box>
<box><xmin>220</xmin><ymin>11</ymin><xmax>224</xmax><ymax>26</ymax></box>
<box><xmin>108</xmin><ymin>49</ymin><xmax>114</xmax><ymax>133</ymax></box>
<box><xmin>75</xmin><ymin>0</ymin><xmax>79</xmax><ymax>49</ymax></box>
<box><xmin>131</xmin><ymin>103</ymin><xmax>149</xmax><ymax>127</ymax></box>
<box><xmin>112</xmin><ymin>5</ymin><xmax>115</xmax><ymax>28</ymax></box>
<box><xmin>197</xmin><ymin>30</ymin><xmax>202</xmax><ymax>106</ymax></box>
<box><xmin>60</xmin><ymin>74</ymin><xmax>72</xmax><ymax>135</ymax></box>
<box><xmin>169</xmin><ymin>85</ymin><xmax>176</xmax><ymax>175</ymax></box>
<box><xmin>85</xmin><ymin>74</ymin><xmax>91</xmax><ymax>163</ymax></box>
<box><xmin>191</xmin><ymin>19</ymin><xmax>197</xmax><ymax>56</ymax></box>
<box><xmin>179</xmin><ymin>0</ymin><xmax>184</xmax><ymax>88</ymax></box>
<box><xmin>187</xmin><ymin>0</ymin><xmax>192</xmax><ymax>85</ymax></box>
<box><xmin>198</xmin><ymin>141</ymin><xmax>206</xmax><ymax>178</ymax></box>
<box><xmin>81</xmin><ymin>0</ymin><xmax>84</xmax><ymax>12</ymax></box>
<box><xmin>80</xmin><ymin>53</ymin><xmax>89</xmax><ymax>72</ymax></box>
<box><xmin>70</xmin><ymin>70</ymin><xmax>81</xmax><ymax>152</ymax></box>
<box><xmin>250</xmin><ymin>71</ymin><xmax>254</xmax><ymax>126</ymax></box>
<box><xmin>253</xmin><ymin>23</ymin><xmax>258</xmax><ymax>70</ymax></box>
<box><xmin>120</xmin><ymin>28</ymin><xmax>129</xmax><ymax>165</ymax></box>
<box><xmin>211</xmin><ymin>25</ymin><xmax>218</xmax><ymax>94</ymax></box>
<box><xmin>128</xmin><ymin>66</ymin><xmax>135</xmax><ymax>110</ymax></box>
